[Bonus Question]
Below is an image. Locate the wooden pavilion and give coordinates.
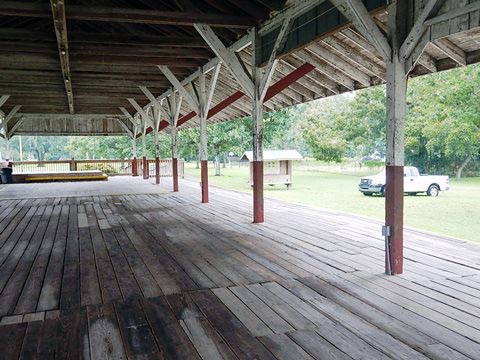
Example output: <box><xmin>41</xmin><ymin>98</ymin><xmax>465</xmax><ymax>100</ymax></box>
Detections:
<box><xmin>1</xmin><ymin>0</ymin><xmax>480</xmax><ymax>358</ymax></box>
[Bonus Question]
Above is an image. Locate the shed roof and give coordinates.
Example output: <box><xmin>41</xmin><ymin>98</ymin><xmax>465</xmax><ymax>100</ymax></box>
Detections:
<box><xmin>241</xmin><ymin>150</ymin><xmax>303</xmax><ymax>162</ymax></box>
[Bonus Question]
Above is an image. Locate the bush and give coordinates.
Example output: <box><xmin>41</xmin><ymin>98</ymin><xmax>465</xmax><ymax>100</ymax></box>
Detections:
<box><xmin>79</xmin><ymin>163</ymin><xmax>118</xmax><ymax>174</ymax></box>
<box><xmin>363</xmin><ymin>160</ymin><xmax>384</xmax><ymax>169</ymax></box>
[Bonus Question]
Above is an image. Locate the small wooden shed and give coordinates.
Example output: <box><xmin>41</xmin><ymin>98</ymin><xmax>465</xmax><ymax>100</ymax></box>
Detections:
<box><xmin>241</xmin><ymin>150</ymin><xmax>303</xmax><ymax>188</ymax></box>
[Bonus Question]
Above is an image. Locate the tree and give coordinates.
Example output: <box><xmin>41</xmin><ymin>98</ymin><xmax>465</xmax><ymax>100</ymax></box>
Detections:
<box><xmin>8</xmin><ymin>136</ymin><xmax>69</xmax><ymax>161</ymax></box>
<box><xmin>407</xmin><ymin>64</ymin><xmax>480</xmax><ymax>178</ymax></box>
<box><xmin>207</xmin><ymin>120</ymin><xmax>250</xmax><ymax>175</ymax></box>
<box><xmin>302</xmin><ymin>96</ymin><xmax>351</xmax><ymax>162</ymax></box>
<box><xmin>178</xmin><ymin>128</ymin><xmax>200</xmax><ymax>167</ymax></box>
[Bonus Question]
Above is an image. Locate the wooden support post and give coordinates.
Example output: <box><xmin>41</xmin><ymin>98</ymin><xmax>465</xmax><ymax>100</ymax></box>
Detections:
<box><xmin>171</xmin><ymin>124</ymin><xmax>179</xmax><ymax>192</ymax></box>
<box><xmin>195</xmin><ymin>24</ymin><xmax>289</xmax><ymax>221</ymax></box>
<box><xmin>132</xmin><ymin>157</ymin><xmax>138</xmax><ymax>176</ymax></box>
<box><xmin>161</xmin><ymin>63</ymin><xmax>219</xmax><ymax>202</ymax></box>
<box><xmin>70</xmin><ymin>158</ymin><xmax>76</xmax><ymax>171</ymax></box>
<box><xmin>132</xmin><ymin>133</ymin><xmax>138</xmax><ymax>177</ymax></box>
<box><xmin>252</xmin><ymin>66</ymin><xmax>264</xmax><ymax>223</ymax></box>
<box><xmin>155</xmin><ymin>156</ymin><xmax>160</xmax><ymax>184</ymax></box>
<box><xmin>143</xmin><ymin>156</ymin><xmax>149</xmax><ymax>179</ymax></box>
<box><xmin>154</xmin><ymin>113</ymin><xmax>160</xmax><ymax>185</ymax></box>
<box><xmin>385</xmin><ymin>0</ymin><xmax>408</xmax><ymax>275</ymax></box>
<box><xmin>200</xmin><ymin>113</ymin><xmax>208</xmax><ymax>203</ymax></box>
<box><xmin>5</xmin><ymin>139</ymin><xmax>10</xmax><ymax>160</ymax></box>
<box><xmin>142</xmin><ymin>128</ymin><xmax>148</xmax><ymax>180</ymax></box>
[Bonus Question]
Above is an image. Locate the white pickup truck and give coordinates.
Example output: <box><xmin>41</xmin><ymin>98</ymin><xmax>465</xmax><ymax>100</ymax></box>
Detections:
<box><xmin>358</xmin><ymin>166</ymin><xmax>449</xmax><ymax>197</ymax></box>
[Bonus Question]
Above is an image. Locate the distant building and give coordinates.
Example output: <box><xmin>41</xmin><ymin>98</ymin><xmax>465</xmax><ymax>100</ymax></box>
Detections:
<box><xmin>241</xmin><ymin>150</ymin><xmax>303</xmax><ymax>188</ymax></box>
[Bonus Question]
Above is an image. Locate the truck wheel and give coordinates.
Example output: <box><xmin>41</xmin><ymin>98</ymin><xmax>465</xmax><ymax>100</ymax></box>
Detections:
<box><xmin>380</xmin><ymin>186</ymin><xmax>385</xmax><ymax>197</ymax></box>
<box><xmin>427</xmin><ymin>185</ymin><xmax>439</xmax><ymax>197</ymax></box>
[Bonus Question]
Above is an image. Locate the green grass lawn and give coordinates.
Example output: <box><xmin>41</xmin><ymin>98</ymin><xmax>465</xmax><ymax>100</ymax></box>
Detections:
<box><xmin>185</xmin><ymin>164</ymin><xmax>480</xmax><ymax>243</ymax></box>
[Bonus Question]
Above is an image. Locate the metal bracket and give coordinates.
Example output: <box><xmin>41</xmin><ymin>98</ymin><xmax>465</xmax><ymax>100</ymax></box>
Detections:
<box><xmin>383</xmin><ymin>225</ymin><xmax>392</xmax><ymax>275</ymax></box>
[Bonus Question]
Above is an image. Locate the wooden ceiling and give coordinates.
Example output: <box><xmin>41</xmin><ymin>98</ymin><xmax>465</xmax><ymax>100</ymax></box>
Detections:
<box><xmin>0</xmin><ymin>0</ymin><xmax>286</xmax><ymax>116</ymax></box>
<box><xmin>3</xmin><ymin>1</ymin><xmax>480</xmax><ymax>138</ymax></box>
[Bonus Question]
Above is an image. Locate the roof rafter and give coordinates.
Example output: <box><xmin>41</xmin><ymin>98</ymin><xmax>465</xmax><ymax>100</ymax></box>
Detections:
<box><xmin>50</xmin><ymin>0</ymin><xmax>74</xmax><ymax>114</ymax></box>
<box><xmin>0</xmin><ymin>95</ymin><xmax>10</xmax><ymax>108</ymax></box>
<box><xmin>399</xmin><ymin>0</ymin><xmax>446</xmax><ymax>62</ymax></box>
<box><xmin>330</xmin><ymin>0</ymin><xmax>391</xmax><ymax>62</ymax></box>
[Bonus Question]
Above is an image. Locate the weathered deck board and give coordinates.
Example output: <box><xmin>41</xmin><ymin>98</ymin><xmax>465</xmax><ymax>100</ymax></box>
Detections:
<box><xmin>0</xmin><ymin>178</ymin><xmax>479</xmax><ymax>359</ymax></box>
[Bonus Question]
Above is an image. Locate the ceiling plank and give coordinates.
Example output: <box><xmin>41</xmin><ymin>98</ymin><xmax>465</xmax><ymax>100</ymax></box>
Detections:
<box><xmin>0</xmin><ymin>1</ymin><xmax>255</xmax><ymax>28</ymax></box>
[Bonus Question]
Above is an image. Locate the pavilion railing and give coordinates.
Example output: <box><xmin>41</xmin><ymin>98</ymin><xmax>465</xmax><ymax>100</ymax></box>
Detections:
<box><xmin>11</xmin><ymin>159</ymin><xmax>184</xmax><ymax>177</ymax></box>
<box><xmin>147</xmin><ymin>159</ymin><xmax>185</xmax><ymax>178</ymax></box>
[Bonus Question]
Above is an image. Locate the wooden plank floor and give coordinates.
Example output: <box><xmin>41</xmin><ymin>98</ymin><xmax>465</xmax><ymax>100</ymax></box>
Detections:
<box><xmin>0</xmin><ymin>178</ymin><xmax>479</xmax><ymax>359</ymax></box>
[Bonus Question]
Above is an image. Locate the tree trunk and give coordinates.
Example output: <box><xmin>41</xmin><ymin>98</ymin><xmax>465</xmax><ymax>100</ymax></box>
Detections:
<box><xmin>215</xmin><ymin>154</ymin><xmax>221</xmax><ymax>176</ymax></box>
<box><xmin>222</xmin><ymin>153</ymin><xmax>227</xmax><ymax>168</ymax></box>
<box><xmin>456</xmin><ymin>155</ymin><xmax>471</xmax><ymax>180</ymax></box>
<box><xmin>195</xmin><ymin>158</ymin><xmax>200</xmax><ymax>169</ymax></box>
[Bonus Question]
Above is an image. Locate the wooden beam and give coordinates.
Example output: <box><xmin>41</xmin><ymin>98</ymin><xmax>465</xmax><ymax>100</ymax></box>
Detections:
<box><xmin>0</xmin><ymin>28</ymin><xmax>209</xmax><ymax>48</ymax></box>
<box><xmin>297</xmin><ymin>49</ymin><xmax>356</xmax><ymax>90</ymax></box>
<box><xmin>0</xmin><ymin>95</ymin><xmax>10</xmax><ymax>108</ymax></box>
<box><xmin>259</xmin><ymin>16</ymin><xmax>293</xmax><ymax>101</ymax></box>
<box><xmin>194</xmin><ymin>24</ymin><xmax>254</xmax><ymax>99</ymax></box>
<box><xmin>158</xmin><ymin>66</ymin><xmax>200</xmax><ymax>111</ymax></box>
<box><xmin>50</xmin><ymin>0</ymin><xmax>74</xmax><ymax>114</ymax></box>
<box><xmin>204</xmin><ymin>63</ymin><xmax>221</xmax><ymax>116</ymax></box>
<box><xmin>424</xmin><ymin>2</ymin><xmax>480</xmax><ymax>27</ymax></box>
<box><xmin>385</xmin><ymin>0</ymin><xmax>407</xmax><ymax>276</ymax></box>
<box><xmin>0</xmin><ymin>1</ymin><xmax>255</xmax><ymax>28</ymax></box>
<box><xmin>139</xmin><ymin>86</ymin><xmax>164</xmax><ymax>112</ymax></box>
<box><xmin>70</xmin><ymin>54</ymin><xmax>202</xmax><ymax>67</ymax></box>
<box><xmin>322</xmin><ymin>36</ymin><xmax>387</xmax><ymax>81</ymax></box>
<box><xmin>7</xmin><ymin>117</ymin><xmax>25</xmax><ymax>138</ymax></box>
<box><xmin>305</xmin><ymin>43</ymin><xmax>371</xmax><ymax>87</ymax></box>
<box><xmin>399</xmin><ymin>0</ymin><xmax>446</xmax><ymax>62</ymax></box>
<box><xmin>170</xmin><ymin>62</ymin><xmax>316</xmax><ymax>131</ymax></box>
<box><xmin>330</xmin><ymin>0</ymin><xmax>391</xmax><ymax>62</ymax></box>
<box><xmin>127</xmin><ymin>98</ymin><xmax>154</xmax><ymax>128</ymax></box>
<box><xmin>4</xmin><ymin>105</ymin><xmax>22</xmax><ymax>124</ymax></box>
<box><xmin>115</xmin><ymin>118</ymin><xmax>133</xmax><ymax>138</ymax></box>
<box><xmin>119</xmin><ymin>107</ymin><xmax>137</xmax><ymax>126</ymax></box>
<box><xmin>431</xmin><ymin>38</ymin><xmax>466</xmax><ymax>67</ymax></box>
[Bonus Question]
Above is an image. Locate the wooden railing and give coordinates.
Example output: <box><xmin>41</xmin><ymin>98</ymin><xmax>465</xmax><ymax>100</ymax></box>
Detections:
<box><xmin>11</xmin><ymin>159</ymin><xmax>184</xmax><ymax>177</ymax></box>
<box><xmin>147</xmin><ymin>159</ymin><xmax>184</xmax><ymax>178</ymax></box>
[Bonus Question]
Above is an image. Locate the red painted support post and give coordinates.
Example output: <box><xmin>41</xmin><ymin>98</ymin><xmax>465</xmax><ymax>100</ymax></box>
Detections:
<box><xmin>252</xmin><ymin>161</ymin><xmax>264</xmax><ymax>223</ymax></box>
<box><xmin>155</xmin><ymin>156</ymin><xmax>160</xmax><ymax>185</ymax></box>
<box><xmin>385</xmin><ymin>166</ymin><xmax>404</xmax><ymax>274</ymax></box>
<box><xmin>172</xmin><ymin>158</ymin><xmax>179</xmax><ymax>192</ymax></box>
<box><xmin>143</xmin><ymin>156</ymin><xmax>149</xmax><ymax>179</ymax></box>
<box><xmin>201</xmin><ymin>160</ymin><xmax>209</xmax><ymax>203</ymax></box>
<box><xmin>384</xmin><ymin>1</ymin><xmax>408</xmax><ymax>275</ymax></box>
<box><xmin>132</xmin><ymin>157</ymin><xmax>138</xmax><ymax>176</ymax></box>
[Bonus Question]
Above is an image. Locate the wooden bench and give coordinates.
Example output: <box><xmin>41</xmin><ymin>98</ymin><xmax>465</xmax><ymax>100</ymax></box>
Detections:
<box><xmin>18</xmin><ymin>170</ymin><xmax>108</xmax><ymax>183</ymax></box>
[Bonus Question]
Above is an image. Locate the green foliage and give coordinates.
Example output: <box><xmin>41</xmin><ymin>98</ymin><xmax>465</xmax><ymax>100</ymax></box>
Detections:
<box><xmin>407</xmin><ymin>64</ymin><xmax>480</xmax><ymax>177</ymax></box>
<box><xmin>178</xmin><ymin>128</ymin><xmax>200</xmax><ymax>161</ymax></box>
<box><xmin>302</xmin><ymin>64</ymin><xmax>480</xmax><ymax>176</ymax></box>
<box><xmin>363</xmin><ymin>160</ymin><xmax>384</xmax><ymax>169</ymax></box>
<box><xmin>302</xmin><ymin>96</ymin><xmax>350</xmax><ymax>162</ymax></box>
<box><xmin>66</xmin><ymin>136</ymin><xmax>133</xmax><ymax>159</ymax></box>
<box><xmin>78</xmin><ymin>163</ymin><xmax>118</xmax><ymax>174</ymax></box>
<box><xmin>1</xmin><ymin>136</ymin><xmax>70</xmax><ymax>161</ymax></box>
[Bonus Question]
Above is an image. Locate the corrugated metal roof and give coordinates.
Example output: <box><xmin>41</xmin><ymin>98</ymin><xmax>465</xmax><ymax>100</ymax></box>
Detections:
<box><xmin>241</xmin><ymin>150</ymin><xmax>303</xmax><ymax>161</ymax></box>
